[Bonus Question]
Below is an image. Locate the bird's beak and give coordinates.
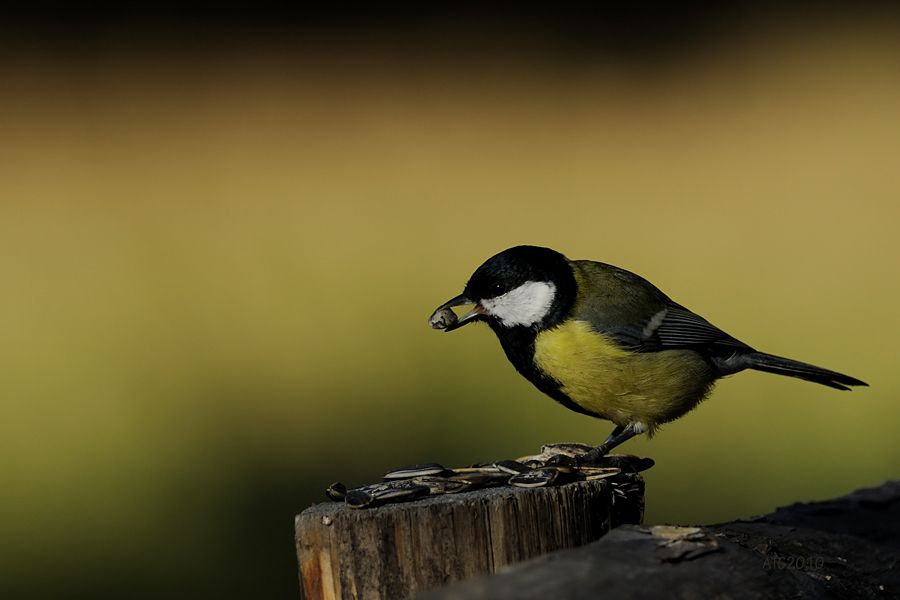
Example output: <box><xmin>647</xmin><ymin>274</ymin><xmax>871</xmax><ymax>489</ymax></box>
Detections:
<box><xmin>429</xmin><ymin>294</ymin><xmax>486</xmax><ymax>332</ymax></box>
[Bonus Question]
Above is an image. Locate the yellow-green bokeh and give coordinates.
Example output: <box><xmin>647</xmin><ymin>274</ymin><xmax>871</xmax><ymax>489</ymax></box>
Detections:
<box><xmin>1</xmin><ymin>25</ymin><xmax>899</xmax><ymax>597</ymax></box>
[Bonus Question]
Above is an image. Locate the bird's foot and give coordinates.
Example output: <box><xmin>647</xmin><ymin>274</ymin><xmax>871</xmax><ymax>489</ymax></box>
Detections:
<box><xmin>579</xmin><ymin>445</ymin><xmax>611</xmax><ymax>466</ymax></box>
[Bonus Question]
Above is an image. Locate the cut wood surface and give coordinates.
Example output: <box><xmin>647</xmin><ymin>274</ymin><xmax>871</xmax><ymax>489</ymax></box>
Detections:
<box><xmin>296</xmin><ymin>476</ymin><xmax>645</xmax><ymax>600</ymax></box>
<box><xmin>421</xmin><ymin>480</ymin><xmax>900</xmax><ymax>600</ymax></box>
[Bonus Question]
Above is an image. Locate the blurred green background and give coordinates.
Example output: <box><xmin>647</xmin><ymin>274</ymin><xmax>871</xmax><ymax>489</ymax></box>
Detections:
<box><xmin>1</xmin><ymin>6</ymin><xmax>899</xmax><ymax>599</ymax></box>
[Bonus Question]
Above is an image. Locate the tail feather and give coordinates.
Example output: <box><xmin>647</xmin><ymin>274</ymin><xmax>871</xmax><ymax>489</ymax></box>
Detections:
<box><xmin>746</xmin><ymin>352</ymin><xmax>868</xmax><ymax>391</ymax></box>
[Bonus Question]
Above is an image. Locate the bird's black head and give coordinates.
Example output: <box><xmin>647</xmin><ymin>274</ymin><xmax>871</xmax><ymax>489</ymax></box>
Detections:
<box><xmin>430</xmin><ymin>245</ymin><xmax>576</xmax><ymax>332</ymax></box>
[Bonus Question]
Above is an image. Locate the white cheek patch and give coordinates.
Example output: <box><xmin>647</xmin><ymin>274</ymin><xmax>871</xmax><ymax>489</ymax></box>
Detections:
<box><xmin>481</xmin><ymin>281</ymin><xmax>557</xmax><ymax>327</ymax></box>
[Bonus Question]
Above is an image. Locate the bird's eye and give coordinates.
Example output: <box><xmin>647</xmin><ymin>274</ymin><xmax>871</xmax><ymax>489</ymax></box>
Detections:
<box><xmin>491</xmin><ymin>282</ymin><xmax>505</xmax><ymax>295</ymax></box>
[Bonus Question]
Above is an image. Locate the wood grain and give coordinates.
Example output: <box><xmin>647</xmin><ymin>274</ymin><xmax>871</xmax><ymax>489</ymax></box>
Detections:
<box><xmin>421</xmin><ymin>480</ymin><xmax>900</xmax><ymax>600</ymax></box>
<box><xmin>296</xmin><ymin>476</ymin><xmax>644</xmax><ymax>600</ymax></box>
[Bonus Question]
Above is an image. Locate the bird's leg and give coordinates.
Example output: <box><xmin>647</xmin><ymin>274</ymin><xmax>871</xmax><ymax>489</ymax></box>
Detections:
<box><xmin>580</xmin><ymin>423</ymin><xmax>643</xmax><ymax>465</ymax></box>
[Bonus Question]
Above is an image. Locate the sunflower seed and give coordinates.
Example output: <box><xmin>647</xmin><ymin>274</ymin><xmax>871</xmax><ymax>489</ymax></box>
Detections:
<box><xmin>325</xmin><ymin>482</ymin><xmax>347</xmax><ymax>501</ymax></box>
<box><xmin>591</xmin><ymin>454</ymin><xmax>655</xmax><ymax>472</ymax></box>
<box><xmin>429</xmin><ymin>307</ymin><xmax>458</xmax><ymax>330</ymax></box>
<box><xmin>541</xmin><ymin>442</ymin><xmax>594</xmax><ymax>456</ymax></box>
<box><xmin>448</xmin><ymin>471</ymin><xmax>508</xmax><ymax>488</ymax></box>
<box><xmin>371</xmin><ymin>480</ymin><xmax>431</xmax><ymax>501</ymax></box>
<box><xmin>384</xmin><ymin>463</ymin><xmax>449</xmax><ymax>480</ymax></box>
<box><xmin>494</xmin><ymin>459</ymin><xmax>530</xmax><ymax>475</ymax></box>
<box><xmin>544</xmin><ymin>454</ymin><xmax>578</xmax><ymax>471</ymax></box>
<box><xmin>452</xmin><ymin>465</ymin><xmax>502</xmax><ymax>475</ymax></box>
<box><xmin>345</xmin><ymin>488</ymin><xmax>377</xmax><ymax>508</ymax></box>
<box><xmin>582</xmin><ymin>469</ymin><xmax>622</xmax><ymax>481</ymax></box>
<box><xmin>577</xmin><ymin>466</ymin><xmax>621</xmax><ymax>476</ymax></box>
<box><xmin>412</xmin><ymin>476</ymin><xmax>469</xmax><ymax>494</ymax></box>
<box><xmin>509</xmin><ymin>468</ymin><xmax>558</xmax><ymax>488</ymax></box>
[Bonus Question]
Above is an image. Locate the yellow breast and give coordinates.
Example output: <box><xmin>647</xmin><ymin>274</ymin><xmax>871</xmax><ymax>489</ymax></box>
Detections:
<box><xmin>533</xmin><ymin>320</ymin><xmax>715</xmax><ymax>429</ymax></box>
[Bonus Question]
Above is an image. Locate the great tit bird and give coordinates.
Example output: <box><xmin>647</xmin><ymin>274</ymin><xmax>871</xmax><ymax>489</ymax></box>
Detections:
<box><xmin>430</xmin><ymin>245</ymin><xmax>867</xmax><ymax>462</ymax></box>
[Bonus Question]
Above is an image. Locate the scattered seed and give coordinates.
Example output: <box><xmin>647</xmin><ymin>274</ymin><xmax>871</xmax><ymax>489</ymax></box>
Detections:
<box><xmin>494</xmin><ymin>460</ymin><xmax>530</xmax><ymax>475</ymax></box>
<box><xmin>413</xmin><ymin>476</ymin><xmax>469</xmax><ymax>495</ymax></box>
<box><xmin>325</xmin><ymin>482</ymin><xmax>347</xmax><ymax>501</ymax></box>
<box><xmin>371</xmin><ymin>481</ymin><xmax>430</xmax><ymax>502</ymax></box>
<box><xmin>384</xmin><ymin>463</ymin><xmax>449</xmax><ymax>480</ymax></box>
<box><xmin>509</xmin><ymin>469</ymin><xmax>558</xmax><ymax>488</ymax></box>
<box><xmin>345</xmin><ymin>488</ymin><xmax>376</xmax><ymax>508</ymax></box>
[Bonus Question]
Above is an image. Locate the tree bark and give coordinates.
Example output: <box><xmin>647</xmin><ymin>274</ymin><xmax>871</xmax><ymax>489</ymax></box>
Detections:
<box><xmin>296</xmin><ymin>476</ymin><xmax>645</xmax><ymax>600</ymax></box>
<box><xmin>420</xmin><ymin>480</ymin><xmax>900</xmax><ymax>600</ymax></box>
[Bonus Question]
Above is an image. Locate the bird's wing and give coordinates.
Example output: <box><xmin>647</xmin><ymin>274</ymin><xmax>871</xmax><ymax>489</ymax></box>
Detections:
<box><xmin>638</xmin><ymin>304</ymin><xmax>750</xmax><ymax>352</ymax></box>
<box><xmin>569</xmin><ymin>260</ymin><xmax>751</xmax><ymax>354</ymax></box>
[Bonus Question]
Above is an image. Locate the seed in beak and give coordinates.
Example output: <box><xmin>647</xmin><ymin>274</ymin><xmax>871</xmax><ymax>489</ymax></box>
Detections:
<box><xmin>428</xmin><ymin>306</ymin><xmax>459</xmax><ymax>330</ymax></box>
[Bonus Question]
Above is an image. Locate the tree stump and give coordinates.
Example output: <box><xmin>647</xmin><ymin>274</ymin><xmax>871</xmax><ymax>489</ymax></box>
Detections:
<box><xmin>419</xmin><ymin>480</ymin><xmax>900</xmax><ymax>600</ymax></box>
<box><xmin>295</xmin><ymin>476</ymin><xmax>645</xmax><ymax>600</ymax></box>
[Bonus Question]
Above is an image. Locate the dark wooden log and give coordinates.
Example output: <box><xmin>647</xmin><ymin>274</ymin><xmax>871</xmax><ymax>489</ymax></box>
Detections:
<box><xmin>420</xmin><ymin>480</ymin><xmax>900</xmax><ymax>600</ymax></box>
<box><xmin>296</xmin><ymin>476</ymin><xmax>645</xmax><ymax>600</ymax></box>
